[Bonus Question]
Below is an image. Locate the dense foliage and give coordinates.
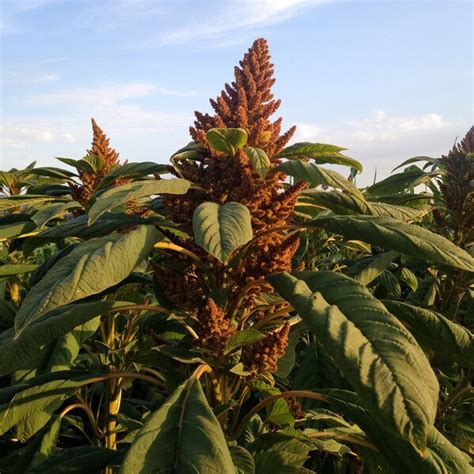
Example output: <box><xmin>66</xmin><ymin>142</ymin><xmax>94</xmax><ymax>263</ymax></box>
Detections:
<box><xmin>0</xmin><ymin>38</ymin><xmax>473</xmax><ymax>473</ymax></box>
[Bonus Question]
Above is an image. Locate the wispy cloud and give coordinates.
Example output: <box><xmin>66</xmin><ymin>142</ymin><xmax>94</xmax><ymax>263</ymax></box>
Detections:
<box><xmin>148</xmin><ymin>0</ymin><xmax>330</xmax><ymax>47</ymax></box>
<box><xmin>0</xmin><ymin>121</ymin><xmax>77</xmax><ymax>150</ymax></box>
<box><xmin>29</xmin><ymin>82</ymin><xmax>197</xmax><ymax>108</ymax></box>
<box><xmin>294</xmin><ymin>110</ymin><xmax>467</xmax><ymax>184</ymax></box>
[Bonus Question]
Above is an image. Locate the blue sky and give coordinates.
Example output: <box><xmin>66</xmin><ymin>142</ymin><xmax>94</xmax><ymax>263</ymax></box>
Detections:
<box><xmin>1</xmin><ymin>0</ymin><xmax>472</xmax><ymax>185</ymax></box>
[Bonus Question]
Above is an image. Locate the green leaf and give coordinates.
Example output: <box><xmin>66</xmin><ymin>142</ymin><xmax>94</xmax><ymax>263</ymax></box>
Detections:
<box><xmin>206</xmin><ymin>128</ymin><xmax>248</xmax><ymax>156</ymax></box>
<box><xmin>298</xmin><ymin>190</ymin><xmax>371</xmax><ymax>216</ymax></box>
<box><xmin>88</xmin><ymin>178</ymin><xmax>191</xmax><ymax>224</ymax></box>
<box><xmin>399</xmin><ymin>267</ymin><xmax>419</xmax><ymax>292</ymax></box>
<box><xmin>277</xmin><ymin>161</ymin><xmax>363</xmax><ymax>198</ymax></box>
<box><xmin>0</xmin><ymin>195</ymin><xmax>65</xmax><ymax>212</ymax></box>
<box><xmin>368</xmin><ymin>202</ymin><xmax>425</xmax><ymax>222</ymax></box>
<box><xmin>253</xmin><ymin>434</ymin><xmax>312</xmax><ymax>473</ymax></box>
<box><xmin>230</xmin><ymin>446</ymin><xmax>255</xmax><ymax>474</ymax></box>
<box><xmin>383</xmin><ymin>301</ymin><xmax>474</xmax><ymax>367</ymax></box>
<box><xmin>224</xmin><ymin>329</ymin><xmax>265</xmax><ymax>355</ymax></box>
<box><xmin>0</xmin><ymin>301</ymin><xmax>119</xmax><ymax>376</ymax></box>
<box><xmin>120</xmin><ymin>377</ymin><xmax>235</xmax><ymax>473</ymax></box>
<box><xmin>277</xmin><ymin>143</ymin><xmax>363</xmax><ymax>172</ymax></box>
<box><xmin>346</xmin><ymin>251</ymin><xmax>400</xmax><ymax>286</ymax></box>
<box><xmin>15</xmin><ymin>225</ymin><xmax>159</xmax><ymax>334</ymax></box>
<box><xmin>28</xmin><ymin>416</ymin><xmax>61</xmax><ymax>468</ymax></box>
<box><xmin>26</xmin><ymin>446</ymin><xmax>118</xmax><ymax>473</ymax></box>
<box><xmin>193</xmin><ymin>201</ymin><xmax>253</xmax><ymax>263</ymax></box>
<box><xmin>0</xmin><ymin>378</ymin><xmax>90</xmax><ymax>440</ymax></box>
<box><xmin>32</xmin><ymin>202</ymin><xmax>80</xmax><ymax>228</ymax></box>
<box><xmin>0</xmin><ymin>220</ymin><xmax>36</xmax><ymax>240</ymax></box>
<box><xmin>267</xmin><ymin>271</ymin><xmax>439</xmax><ymax>451</ymax></box>
<box><xmin>244</xmin><ymin>147</ymin><xmax>271</xmax><ymax>178</ymax></box>
<box><xmin>0</xmin><ymin>264</ymin><xmax>39</xmax><ymax>277</ymax></box>
<box><xmin>98</xmin><ymin>161</ymin><xmax>170</xmax><ymax>189</ymax></box>
<box><xmin>365</xmin><ymin>166</ymin><xmax>435</xmax><ymax>197</ymax></box>
<box><xmin>307</xmin><ymin>215</ymin><xmax>474</xmax><ymax>272</ymax></box>
<box><xmin>28</xmin><ymin>166</ymin><xmax>77</xmax><ymax>180</ymax></box>
<box><xmin>392</xmin><ymin>156</ymin><xmax>440</xmax><ymax>172</ymax></box>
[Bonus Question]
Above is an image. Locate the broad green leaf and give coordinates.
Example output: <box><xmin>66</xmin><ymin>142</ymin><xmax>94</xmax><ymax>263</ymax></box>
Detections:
<box><xmin>268</xmin><ymin>271</ymin><xmax>439</xmax><ymax>451</ymax></box>
<box><xmin>88</xmin><ymin>178</ymin><xmax>191</xmax><ymax>224</ymax></box>
<box><xmin>244</xmin><ymin>147</ymin><xmax>271</xmax><ymax>178</ymax></box>
<box><xmin>0</xmin><ymin>195</ymin><xmax>65</xmax><ymax>211</ymax></box>
<box><xmin>98</xmin><ymin>161</ymin><xmax>170</xmax><ymax>189</ymax></box>
<box><xmin>277</xmin><ymin>161</ymin><xmax>363</xmax><ymax>198</ymax></box>
<box><xmin>28</xmin><ymin>166</ymin><xmax>77</xmax><ymax>180</ymax></box>
<box><xmin>0</xmin><ymin>264</ymin><xmax>39</xmax><ymax>277</ymax></box>
<box><xmin>230</xmin><ymin>446</ymin><xmax>255</xmax><ymax>474</ymax></box>
<box><xmin>26</xmin><ymin>447</ymin><xmax>118</xmax><ymax>473</ymax></box>
<box><xmin>193</xmin><ymin>201</ymin><xmax>253</xmax><ymax>263</ymax></box>
<box><xmin>45</xmin><ymin>317</ymin><xmax>101</xmax><ymax>373</ymax></box>
<box><xmin>392</xmin><ymin>156</ymin><xmax>441</xmax><ymax>172</ymax></box>
<box><xmin>365</xmin><ymin>166</ymin><xmax>435</xmax><ymax>197</ymax></box>
<box><xmin>15</xmin><ymin>225</ymin><xmax>159</xmax><ymax>334</ymax></box>
<box><xmin>224</xmin><ymin>329</ymin><xmax>265</xmax><ymax>354</ymax></box>
<box><xmin>0</xmin><ymin>220</ymin><xmax>36</xmax><ymax>240</ymax></box>
<box><xmin>307</xmin><ymin>215</ymin><xmax>474</xmax><ymax>272</ymax></box>
<box><xmin>0</xmin><ymin>301</ymin><xmax>119</xmax><ymax>376</ymax></box>
<box><xmin>383</xmin><ymin>301</ymin><xmax>474</xmax><ymax>367</ymax></box>
<box><xmin>253</xmin><ymin>434</ymin><xmax>312</xmax><ymax>473</ymax></box>
<box><xmin>32</xmin><ymin>202</ymin><xmax>80</xmax><ymax>227</ymax></box>
<box><xmin>346</xmin><ymin>251</ymin><xmax>400</xmax><ymax>286</ymax></box>
<box><xmin>399</xmin><ymin>267</ymin><xmax>419</xmax><ymax>292</ymax></box>
<box><xmin>206</xmin><ymin>128</ymin><xmax>248</xmax><ymax>156</ymax></box>
<box><xmin>326</xmin><ymin>392</ymin><xmax>473</xmax><ymax>474</ymax></box>
<box><xmin>28</xmin><ymin>416</ymin><xmax>61</xmax><ymax>468</ymax></box>
<box><xmin>120</xmin><ymin>377</ymin><xmax>235</xmax><ymax>473</ymax></box>
<box><xmin>82</xmin><ymin>153</ymin><xmax>104</xmax><ymax>172</ymax></box>
<box><xmin>277</xmin><ymin>143</ymin><xmax>363</xmax><ymax>172</ymax></box>
<box><xmin>378</xmin><ymin>270</ymin><xmax>402</xmax><ymax>297</ymax></box>
<box><xmin>0</xmin><ymin>378</ymin><xmax>90</xmax><ymax>440</ymax></box>
<box><xmin>298</xmin><ymin>190</ymin><xmax>371</xmax><ymax>216</ymax></box>
<box><xmin>368</xmin><ymin>202</ymin><xmax>425</xmax><ymax>222</ymax></box>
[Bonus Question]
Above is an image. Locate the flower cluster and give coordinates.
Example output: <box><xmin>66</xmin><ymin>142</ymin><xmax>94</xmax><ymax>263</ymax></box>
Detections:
<box><xmin>195</xmin><ymin>298</ymin><xmax>236</xmax><ymax>360</ymax></box>
<box><xmin>156</xmin><ymin>38</ymin><xmax>305</xmax><ymax>374</ymax></box>
<box><xmin>69</xmin><ymin>119</ymin><xmax>126</xmax><ymax>204</ymax></box>
<box><xmin>241</xmin><ymin>322</ymin><xmax>290</xmax><ymax>374</ymax></box>
<box><xmin>438</xmin><ymin>126</ymin><xmax>474</xmax><ymax>246</ymax></box>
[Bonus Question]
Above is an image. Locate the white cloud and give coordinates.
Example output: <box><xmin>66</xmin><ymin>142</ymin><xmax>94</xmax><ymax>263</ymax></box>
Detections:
<box><xmin>293</xmin><ymin>110</ymin><xmax>468</xmax><ymax>185</ymax></box>
<box><xmin>31</xmin><ymin>73</ymin><xmax>60</xmax><ymax>83</ymax></box>
<box><xmin>157</xmin><ymin>0</ymin><xmax>330</xmax><ymax>46</ymax></box>
<box><xmin>29</xmin><ymin>82</ymin><xmax>197</xmax><ymax>107</ymax></box>
<box><xmin>0</xmin><ymin>122</ymin><xmax>75</xmax><ymax>149</ymax></box>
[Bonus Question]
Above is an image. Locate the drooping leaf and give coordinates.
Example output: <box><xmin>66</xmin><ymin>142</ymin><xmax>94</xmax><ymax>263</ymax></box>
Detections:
<box><xmin>206</xmin><ymin>128</ymin><xmax>248</xmax><ymax>156</ymax></box>
<box><xmin>383</xmin><ymin>300</ymin><xmax>474</xmax><ymax>367</ymax></box>
<box><xmin>268</xmin><ymin>271</ymin><xmax>439</xmax><ymax>451</ymax></box>
<box><xmin>88</xmin><ymin>179</ymin><xmax>191</xmax><ymax>224</ymax></box>
<box><xmin>298</xmin><ymin>190</ymin><xmax>371</xmax><ymax>216</ymax></box>
<box><xmin>0</xmin><ymin>264</ymin><xmax>39</xmax><ymax>277</ymax></box>
<box><xmin>26</xmin><ymin>446</ymin><xmax>118</xmax><ymax>473</ymax></box>
<box><xmin>31</xmin><ymin>202</ymin><xmax>80</xmax><ymax>228</ymax></box>
<box><xmin>365</xmin><ymin>166</ymin><xmax>436</xmax><ymax>197</ymax></box>
<box><xmin>120</xmin><ymin>377</ymin><xmax>235</xmax><ymax>473</ymax></box>
<box><xmin>0</xmin><ymin>195</ymin><xmax>69</xmax><ymax>212</ymax></box>
<box><xmin>193</xmin><ymin>201</ymin><xmax>253</xmax><ymax>263</ymax></box>
<box><xmin>0</xmin><ymin>219</ymin><xmax>36</xmax><ymax>240</ymax></box>
<box><xmin>346</xmin><ymin>251</ymin><xmax>400</xmax><ymax>286</ymax></box>
<box><xmin>306</xmin><ymin>215</ymin><xmax>474</xmax><ymax>272</ymax></box>
<box><xmin>98</xmin><ymin>161</ymin><xmax>170</xmax><ymax>189</ymax></box>
<box><xmin>244</xmin><ymin>147</ymin><xmax>271</xmax><ymax>178</ymax></box>
<box><xmin>15</xmin><ymin>225</ymin><xmax>159</xmax><ymax>334</ymax></box>
<box><xmin>224</xmin><ymin>329</ymin><xmax>265</xmax><ymax>355</ymax></box>
<box><xmin>28</xmin><ymin>416</ymin><xmax>61</xmax><ymax>469</ymax></box>
<box><xmin>0</xmin><ymin>301</ymin><xmax>120</xmax><ymax>376</ymax></box>
<box><xmin>277</xmin><ymin>161</ymin><xmax>363</xmax><ymax>198</ymax></box>
<box><xmin>0</xmin><ymin>378</ymin><xmax>90</xmax><ymax>441</ymax></box>
<box><xmin>277</xmin><ymin>142</ymin><xmax>362</xmax><ymax>172</ymax></box>
<box><xmin>28</xmin><ymin>166</ymin><xmax>78</xmax><ymax>180</ymax></box>
<box><xmin>230</xmin><ymin>446</ymin><xmax>255</xmax><ymax>474</ymax></box>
